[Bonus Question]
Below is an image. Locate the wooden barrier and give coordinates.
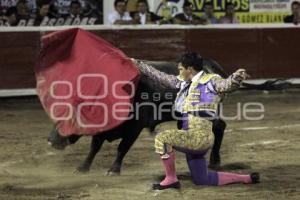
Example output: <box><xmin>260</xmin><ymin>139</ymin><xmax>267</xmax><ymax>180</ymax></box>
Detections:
<box><xmin>0</xmin><ymin>25</ymin><xmax>299</xmax><ymax>89</ymax></box>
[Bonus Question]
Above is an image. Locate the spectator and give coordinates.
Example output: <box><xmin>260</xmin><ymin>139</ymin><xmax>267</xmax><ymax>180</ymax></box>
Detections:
<box><xmin>108</xmin><ymin>0</ymin><xmax>136</xmax><ymax>25</ymax></box>
<box><xmin>68</xmin><ymin>0</ymin><xmax>101</xmax><ymax>25</ymax></box>
<box><xmin>0</xmin><ymin>0</ymin><xmax>36</xmax><ymax>16</ymax></box>
<box><xmin>173</xmin><ymin>1</ymin><xmax>205</xmax><ymax>25</ymax></box>
<box><xmin>69</xmin><ymin>0</ymin><xmax>81</xmax><ymax>18</ymax></box>
<box><xmin>4</xmin><ymin>6</ymin><xmax>18</xmax><ymax>26</ymax></box>
<box><xmin>219</xmin><ymin>2</ymin><xmax>239</xmax><ymax>24</ymax></box>
<box><xmin>284</xmin><ymin>1</ymin><xmax>300</xmax><ymax>24</ymax></box>
<box><xmin>16</xmin><ymin>0</ymin><xmax>30</xmax><ymax>20</ymax></box>
<box><xmin>80</xmin><ymin>0</ymin><xmax>97</xmax><ymax>18</ymax></box>
<box><xmin>16</xmin><ymin>0</ymin><xmax>38</xmax><ymax>26</ymax></box>
<box><xmin>0</xmin><ymin>0</ymin><xmax>18</xmax><ymax>16</ymax></box>
<box><xmin>34</xmin><ymin>1</ymin><xmax>55</xmax><ymax>26</ymax></box>
<box><xmin>131</xmin><ymin>0</ymin><xmax>162</xmax><ymax>24</ymax></box>
<box><xmin>25</xmin><ymin>0</ymin><xmax>37</xmax><ymax>17</ymax></box>
<box><xmin>80</xmin><ymin>0</ymin><xmax>103</xmax><ymax>23</ymax></box>
<box><xmin>201</xmin><ymin>2</ymin><xmax>218</xmax><ymax>24</ymax></box>
<box><xmin>51</xmin><ymin>0</ymin><xmax>85</xmax><ymax>18</ymax></box>
<box><xmin>93</xmin><ymin>0</ymin><xmax>103</xmax><ymax>23</ymax></box>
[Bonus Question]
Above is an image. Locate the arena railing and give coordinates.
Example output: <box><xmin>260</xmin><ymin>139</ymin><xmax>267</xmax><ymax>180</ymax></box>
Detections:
<box><xmin>0</xmin><ymin>24</ymin><xmax>299</xmax><ymax>97</ymax></box>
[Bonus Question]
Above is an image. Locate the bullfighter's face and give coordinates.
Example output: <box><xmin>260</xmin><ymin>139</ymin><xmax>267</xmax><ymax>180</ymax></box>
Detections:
<box><xmin>178</xmin><ymin>62</ymin><xmax>192</xmax><ymax>81</ymax></box>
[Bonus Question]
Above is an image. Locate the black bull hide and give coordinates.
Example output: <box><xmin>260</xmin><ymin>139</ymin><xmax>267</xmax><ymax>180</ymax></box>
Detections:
<box><xmin>48</xmin><ymin>58</ymin><xmax>227</xmax><ymax>174</ymax></box>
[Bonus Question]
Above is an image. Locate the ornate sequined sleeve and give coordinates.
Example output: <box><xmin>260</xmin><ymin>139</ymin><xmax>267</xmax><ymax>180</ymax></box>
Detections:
<box><xmin>132</xmin><ymin>59</ymin><xmax>179</xmax><ymax>89</ymax></box>
<box><xmin>209</xmin><ymin>75</ymin><xmax>241</xmax><ymax>94</ymax></box>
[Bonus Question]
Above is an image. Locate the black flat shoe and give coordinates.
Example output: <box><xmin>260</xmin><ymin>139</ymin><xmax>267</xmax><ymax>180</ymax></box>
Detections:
<box><xmin>250</xmin><ymin>172</ymin><xmax>260</xmax><ymax>184</ymax></box>
<box><xmin>152</xmin><ymin>182</ymin><xmax>181</xmax><ymax>190</ymax></box>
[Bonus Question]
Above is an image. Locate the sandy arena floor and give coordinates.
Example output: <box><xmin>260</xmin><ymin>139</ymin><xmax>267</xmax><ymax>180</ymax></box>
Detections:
<box><xmin>0</xmin><ymin>90</ymin><xmax>299</xmax><ymax>200</ymax></box>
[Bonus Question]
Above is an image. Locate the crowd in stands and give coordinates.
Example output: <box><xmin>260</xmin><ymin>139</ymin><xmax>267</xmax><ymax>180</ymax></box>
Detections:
<box><xmin>108</xmin><ymin>0</ymin><xmax>240</xmax><ymax>25</ymax></box>
<box><xmin>284</xmin><ymin>1</ymin><xmax>300</xmax><ymax>24</ymax></box>
<box><xmin>109</xmin><ymin>0</ymin><xmax>300</xmax><ymax>25</ymax></box>
<box><xmin>0</xmin><ymin>0</ymin><xmax>299</xmax><ymax>27</ymax></box>
<box><xmin>0</xmin><ymin>0</ymin><xmax>103</xmax><ymax>26</ymax></box>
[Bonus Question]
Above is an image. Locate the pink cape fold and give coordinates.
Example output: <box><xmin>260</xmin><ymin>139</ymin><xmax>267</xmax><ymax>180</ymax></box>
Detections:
<box><xmin>35</xmin><ymin>28</ymin><xmax>140</xmax><ymax>136</ymax></box>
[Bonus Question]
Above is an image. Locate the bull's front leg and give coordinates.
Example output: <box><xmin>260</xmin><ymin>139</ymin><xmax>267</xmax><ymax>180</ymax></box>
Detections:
<box><xmin>74</xmin><ymin>135</ymin><xmax>105</xmax><ymax>173</ymax></box>
<box><xmin>107</xmin><ymin>125</ymin><xmax>144</xmax><ymax>176</ymax></box>
<box><xmin>209</xmin><ymin>118</ymin><xmax>226</xmax><ymax>170</ymax></box>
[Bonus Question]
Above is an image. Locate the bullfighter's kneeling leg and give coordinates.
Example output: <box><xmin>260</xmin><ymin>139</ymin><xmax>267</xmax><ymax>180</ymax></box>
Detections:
<box><xmin>217</xmin><ymin>171</ymin><xmax>260</xmax><ymax>185</ymax></box>
<box><xmin>186</xmin><ymin>152</ymin><xmax>260</xmax><ymax>186</ymax></box>
<box><xmin>186</xmin><ymin>152</ymin><xmax>218</xmax><ymax>186</ymax></box>
<box><xmin>153</xmin><ymin>125</ymin><xmax>213</xmax><ymax>190</ymax></box>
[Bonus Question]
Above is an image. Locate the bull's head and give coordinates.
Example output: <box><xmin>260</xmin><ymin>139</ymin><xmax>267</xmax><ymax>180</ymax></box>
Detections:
<box><xmin>47</xmin><ymin>127</ymin><xmax>70</xmax><ymax>150</ymax></box>
<box><xmin>47</xmin><ymin>126</ymin><xmax>82</xmax><ymax>150</ymax></box>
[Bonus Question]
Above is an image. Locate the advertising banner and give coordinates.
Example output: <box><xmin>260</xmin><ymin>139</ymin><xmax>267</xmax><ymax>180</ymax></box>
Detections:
<box><xmin>151</xmin><ymin>0</ymin><xmax>292</xmax><ymax>23</ymax></box>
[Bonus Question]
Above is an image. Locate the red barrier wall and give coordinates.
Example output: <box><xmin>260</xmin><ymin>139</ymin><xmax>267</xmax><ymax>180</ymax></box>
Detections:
<box><xmin>0</xmin><ymin>26</ymin><xmax>299</xmax><ymax>89</ymax></box>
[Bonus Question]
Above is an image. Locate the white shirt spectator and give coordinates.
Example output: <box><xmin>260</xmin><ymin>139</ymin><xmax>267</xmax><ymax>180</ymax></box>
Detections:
<box><xmin>139</xmin><ymin>13</ymin><xmax>146</xmax><ymax>25</ymax></box>
<box><xmin>108</xmin><ymin>10</ymin><xmax>132</xmax><ymax>25</ymax></box>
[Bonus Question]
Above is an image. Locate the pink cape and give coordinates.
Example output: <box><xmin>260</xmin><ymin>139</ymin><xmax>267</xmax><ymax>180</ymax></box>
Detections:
<box><xmin>35</xmin><ymin>28</ymin><xmax>140</xmax><ymax>136</ymax></box>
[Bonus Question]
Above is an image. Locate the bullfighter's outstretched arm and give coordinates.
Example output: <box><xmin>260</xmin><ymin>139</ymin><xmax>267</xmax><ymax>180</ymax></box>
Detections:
<box><xmin>208</xmin><ymin>69</ymin><xmax>248</xmax><ymax>94</ymax></box>
<box><xmin>131</xmin><ymin>58</ymin><xmax>180</xmax><ymax>90</ymax></box>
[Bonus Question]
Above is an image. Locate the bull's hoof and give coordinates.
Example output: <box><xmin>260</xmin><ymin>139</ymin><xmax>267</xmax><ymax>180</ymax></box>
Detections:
<box><xmin>106</xmin><ymin>163</ymin><xmax>121</xmax><ymax>176</ymax></box>
<box><xmin>73</xmin><ymin>166</ymin><xmax>90</xmax><ymax>174</ymax></box>
<box><xmin>105</xmin><ymin>170</ymin><xmax>120</xmax><ymax>176</ymax></box>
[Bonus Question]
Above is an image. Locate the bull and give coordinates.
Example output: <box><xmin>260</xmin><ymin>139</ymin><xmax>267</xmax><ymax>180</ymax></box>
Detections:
<box><xmin>47</xmin><ymin>58</ymin><xmax>227</xmax><ymax>175</ymax></box>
